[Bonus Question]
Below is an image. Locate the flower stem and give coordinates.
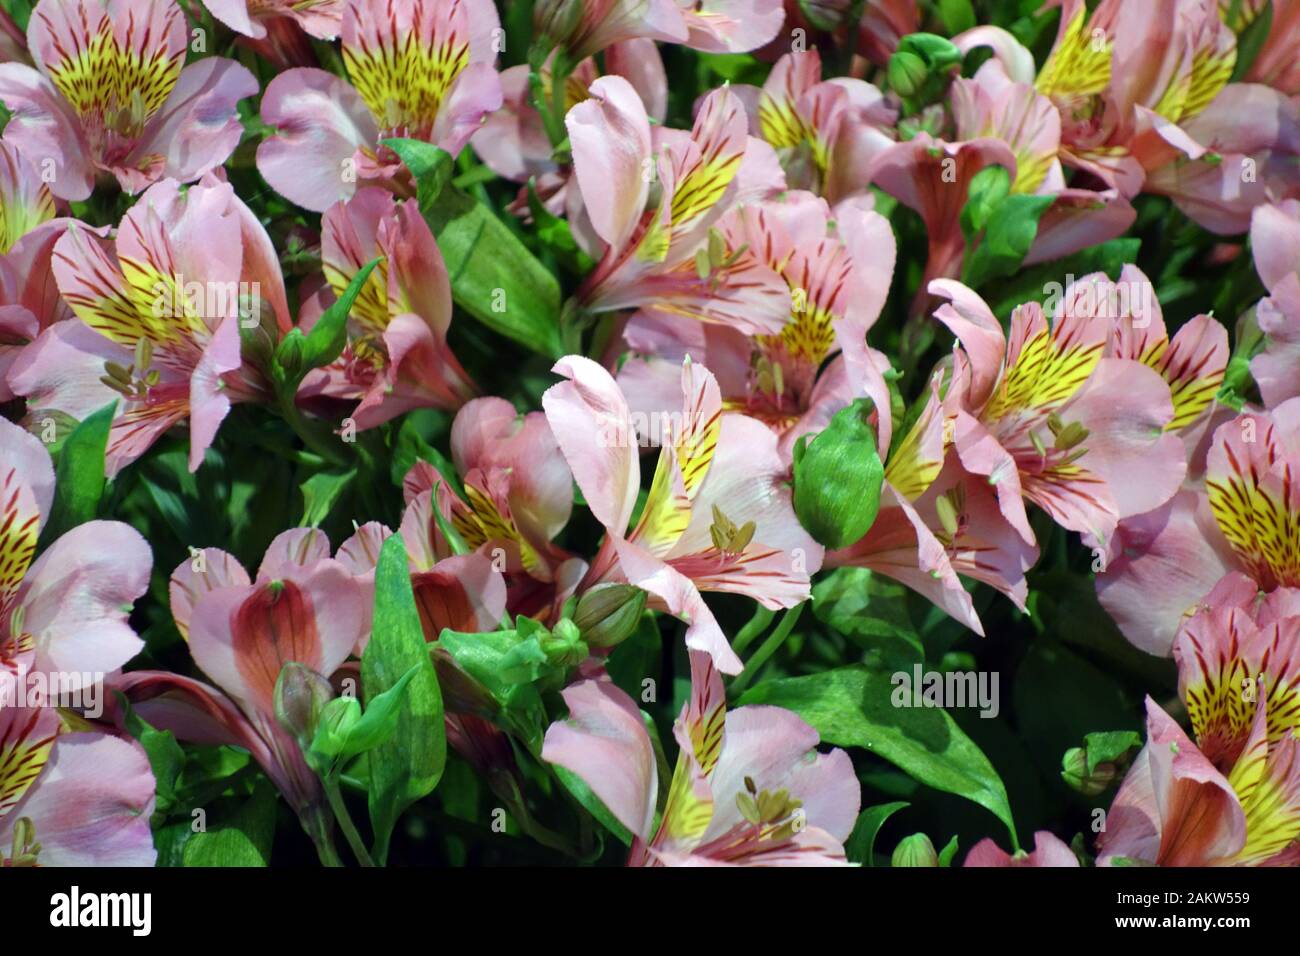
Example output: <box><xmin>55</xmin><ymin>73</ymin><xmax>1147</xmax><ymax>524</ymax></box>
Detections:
<box><xmin>729</xmin><ymin>603</ymin><xmax>805</xmax><ymax>698</ymax></box>
<box><xmin>325</xmin><ymin>780</ymin><xmax>376</xmax><ymax>867</ymax></box>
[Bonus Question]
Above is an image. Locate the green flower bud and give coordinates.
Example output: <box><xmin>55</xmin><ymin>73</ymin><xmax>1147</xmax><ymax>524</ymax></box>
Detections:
<box><xmin>541</xmin><ymin>618</ymin><xmax>588</xmax><ymax>668</ymax></box>
<box><xmin>792</xmin><ymin>398</ymin><xmax>885</xmax><ymax>549</ymax></box>
<box><xmin>274</xmin><ymin>662</ymin><xmax>335</xmax><ymax>753</ymax></box>
<box><xmin>887</xmin><ymin>50</ymin><xmax>928</xmax><ymax>98</ymax></box>
<box><xmin>892</xmin><ymin>833</ymin><xmax>939</xmax><ymax>867</ymax></box>
<box><xmin>311</xmin><ymin>695</ymin><xmax>362</xmax><ymax>764</ymax></box>
<box><xmin>573</xmin><ymin>583</ymin><xmax>646</xmax><ymax>649</ymax></box>
<box><xmin>1061</xmin><ymin>746</ymin><xmax>1120</xmax><ymax>796</ymax></box>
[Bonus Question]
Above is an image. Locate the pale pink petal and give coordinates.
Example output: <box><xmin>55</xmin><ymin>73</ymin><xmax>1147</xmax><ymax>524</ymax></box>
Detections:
<box><xmin>2</xmin><ymin>732</ymin><xmax>155</xmax><ymax>866</ymax></box>
<box><xmin>543</xmin><ymin>355</ymin><xmax>639</xmax><ymax>536</ymax></box>
<box><xmin>566</xmin><ymin>75</ymin><xmax>652</xmax><ymax>252</ymax></box>
<box><xmin>18</xmin><ymin>520</ymin><xmax>151</xmax><ymax>679</ymax></box>
<box><xmin>256</xmin><ymin>68</ymin><xmax>377</xmax><ymax>212</ymax></box>
<box><xmin>542</xmin><ymin>677</ymin><xmax>657</xmax><ymax>839</ymax></box>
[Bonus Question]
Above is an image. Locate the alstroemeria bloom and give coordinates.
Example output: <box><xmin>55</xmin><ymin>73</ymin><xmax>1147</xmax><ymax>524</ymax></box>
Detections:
<box><xmin>617</xmin><ymin>189</ymin><xmax>895</xmax><ymax>462</ymax></box>
<box><xmin>735</xmin><ymin>48</ymin><xmax>895</xmax><ymax>202</ymax></box>
<box><xmin>333</xmin><ymin>511</ymin><xmax>507</xmax><ymax>650</ymax></box>
<box><xmin>1099</xmin><ymin>591</ymin><xmax>1300</xmax><ymax>865</ymax></box>
<box><xmin>964</xmin><ymin>830</ymin><xmax>1079</xmax><ymax>867</ymax></box>
<box><xmin>828</xmin><ymin>375</ymin><xmax>1040</xmax><ymax>635</ymax></box>
<box><xmin>0</xmin><ymin>704</ymin><xmax>156</xmax><ymax>866</ymax></box>
<box><xmin>933</xmin><ymin>276</ymin><xmax>1186</xmax><ymax>550</ymax></box>
<box><xmin>867</xmin><ymin>134</ymin><xmax>1016</xmax><ymax>309</ymax></box>
<box><xmin>299</xmin><ymin>188</ymin><xmax>474</xmax><ymax>429</ymax></box>
<box><xmin>256</xmin><ymin>0</ymin><xmax>504</xmax><ymax>212</ymax></box>
<box><xmin>533</xmin><ymin>0</ymin><xmax>784</xmax><ymax>61</ymax></box>
<box><xmin>0</xmin><ymin>0</ymin><xmax>256</xmax><ymax>201</ymax></box>
<box><xmin>1248</xmin><ymin>200</ymin><xmax>1300</xmax><ymax>409</ymax></box>
<box><xmin>473</xmin><ymin>41</ymin><xmax>667</xmax><ymax>217</ymax></box>
<box><xmin>1098</xmin><ymin>399</ymin><xmax>1300</xmax><ymax>655</ymax></box>
<box><xmin>949</xmin><ymin>58</ymin><xmax>1135</xmax><ymax>264</ymax></box>
<box><xmin>0</xmin><ymin>139</ymin><xmax>66</xmax><ymax>400</ymax></box>
<box><xmin>543</xmin><ymin>355</ymin><xmax>822</xmax><ymax>674</ymax></box>
<box><xmin>543</xmin><ymin>650</ymin><xmax>859</xmax><ymax>865</ymax></box>
<box><xmin>200</xmin><ymin>0</ymin><xmax>344</xmax><ymax>40</ymax></box>
<box><xmin>9</xmin><ymin>176</ymin><xmax>291</xmax><ymax>475</ymax></box>
<box><xmin>566</xmin><ymin>77</ymin><xmax>791</xmax><ymax>334</ymax></box>
<box><xmin>968</xmin><ymin>0</ymin><xmax>1300</xmax><ymax>234</ymax></box>
<box><xmin>0</xmin><ymin>416</ymin><xmax>151</xmax><ymax>685</ymax></box>
<box><xmin>1099</xmin><ymin>264</ymin><xmax>1228</xmax><ymax>443</ymax></box>
<box><xmin>120</xmin><ymin>529</ymin><xmax>369</xmax><ymax>828</ymax></box>
<box><xmin>401</xmin><ymin>396</ymin><xmax>576</xmax><ymax>613</ymax></box>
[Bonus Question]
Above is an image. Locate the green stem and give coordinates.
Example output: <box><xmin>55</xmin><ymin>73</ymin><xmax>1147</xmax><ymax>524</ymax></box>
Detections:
<box><xmin>325</xmin><ymin>781</ymin><xmax>376</xmax><ymax>868</ymax></box>
<box><xmin>729</xmin><ymin>603</ymin><xmax>805</xmax><ymax>698</ymax></box>
<box><xmin>303</xmin><ymin>806</ymin><xmax>344</xmax><ymax>868</ymax></box>
<box><xmin>730</xmin><ymin>606</ymin><xmax>776</xmax><ymax>657</ymax></box>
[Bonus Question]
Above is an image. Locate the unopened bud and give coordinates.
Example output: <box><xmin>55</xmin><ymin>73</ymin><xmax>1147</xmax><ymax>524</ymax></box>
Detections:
<box><xmin>892</xmin><ymin>833</ymin><xmax>939</xmax><ymax>867</ymax></box>
<box><xmin>573</xmin><ymin>583</ymin><xmax>646</xmax><ymax>649</ymax></box>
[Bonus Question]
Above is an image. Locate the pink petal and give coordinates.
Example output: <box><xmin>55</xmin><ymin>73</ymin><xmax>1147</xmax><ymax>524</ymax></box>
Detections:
<box><xmin>542</xmin><ymin>676</ymin><xmax>657</xmax><ymax>839</ymax></box>
<box><xmin>256</xmin><ymin>68</ymin><xmax>377</xmax><ymax>212</ymax></box>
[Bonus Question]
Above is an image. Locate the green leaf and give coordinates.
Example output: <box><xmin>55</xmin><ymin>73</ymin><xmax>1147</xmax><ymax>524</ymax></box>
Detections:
<box><xmin>737</xmin><ymin>664</ymin><xmax>1018</xmax><ymax>844</ymax></box>
<box><xmin>119</xmin><ymin>696</ymin><xmax>185</xmax><ymax>817</ymax></box>
<box><xmin>844</xmin><ymin>801</ymin><xmax>909</xmax><ymax>865</ymax></box>
<box><xmin>341</xmin><ymin>665</ymin><xmax>420</xmax><ymax>758</ymax></box>
<box><xmin>1081</xmin><ymin>730</ymin><xmax>1143</xmax><ymax>775</ymax></box>
<box><xmin>182</xmin><ymin>782</ymin><xmax>277</xmax><ymax>867</ymax></box>
<box><xmin>961</xmin><ymin>193</ymin><xmax>1055</xmax><ymax>289</ymax></box>
<box><xmin>38</xmin><ymin>399</ymin><xmax>115</xmax><ymax>547</ymax></box>
<box><xmin>299</xmin><ymin>468</ymin><xmax>355</xmax><ymax>527</ymax></box>
<box><xmin>792</xmin><ymin>399</ymin><xmax>884</xmax><ymax>549</ymax></box>
<box><xmin>280</xmin><ymin>257</ymin><xmax>382</xmax><ymax>379</ymax></box>
<box><xmin>1230</xmin><ymin>0</ymin><xmax>1272</xmax><ymax>82</ymax></box>
<box><xmin>936</xmin><ymin>0</ymin><xmax>976</xmax><ymax>34</ymax></box>
<box><xmin>960</xmin><ymin>165</ymin><xmax>1011</xmax><ymax>242</ymax></box>
<box><xmin>362</xmin><ymin>534</ymin><xmax>445</xmax><ymax>863</ymax></box>
<box><xmin>385</xmin><ymin>138</ymin><xmax>565</xmax><ymax>358</ymax></box>
<box><xmin>937</xmin><ymin>835</ymin><xmax>960</xmax><ymax>867</ymax></box>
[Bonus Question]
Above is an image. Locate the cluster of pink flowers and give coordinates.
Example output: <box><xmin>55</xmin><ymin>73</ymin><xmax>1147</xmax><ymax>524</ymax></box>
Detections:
<box><xmin>0</xmin><ymin>0</ymin><xmax>1298</xmax><ymax>868</ymax></box>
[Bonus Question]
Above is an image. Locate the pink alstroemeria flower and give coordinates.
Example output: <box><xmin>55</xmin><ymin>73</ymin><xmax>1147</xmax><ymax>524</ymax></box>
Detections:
<box><xmin>0</xmin><ymin>704</ymin><xmax>156</xmax><ymax>866</ymax></box>
<box><xmin>200</xmin><ymin>0</ymin><xmax>345</xmax><ymax>40</ymax></box>
<box><xmin>932</xmin><ymin>276</ymin><xmax>1186</xmax><ymax>551</ymax></box>
<box><xmin>543</xmin><ymin>650</ymin><xmax>859</xmax><ymax>865</ymax></box>
<box><xmin>332</xmin><ymin>513</ymin><xmax>507</xmax><ymax>652</ymax></box>
<box><xmin>967</xmin><ymin>0</ymin><xmax>1300</xmax><ymax>234</ymax></box>
<box><xmin>828</xmin><ymin>375</ymin><xmax>1039</xmax><ymax>635</ymax></box>
<box><xmin>401</xmin><ymin>396</ymin><xmax>577</xmax><ymax>616</ymax></box>
<box><xmin>1098</xmin><ymin>265</ymin><xmax>1228</xmax><ymax>445</ymax></box>
<box><xmin>0</xmin><ymin>416</ymin><xmax>152</xmax><ymax>686</ymax></box>
<box><xmin>299</xmin><ymin>187</ymin><xmax>474</xmax><ymax>429</ymax></box>
<box><xmin>617</xmin><ymin>189</ymin><xmax>895</xmax><ymax>463</ymax></box>
<box><xmin>543</xmin><ymin>354</ymin><xmax>822</xmax><ymax>674</ymax></box>
<box><xmin>565</xmin><ymin>77</ymin><xmax>791</xmax><ymax>335</ymax></box>
<box><xmin>533</xmin><ymin>0</ymin><xmax>784</xmax><ymax>61</ymax></box>
<box><xmin>0</xmin><ymin>0</ymin><xmax>256</xmax><ymax>201</ymax></box>
<box><xmin>0</xmin><ymin>140</ymin><xmax>70</xmax><ymax>401</ymax></box>
<box><xmin>964</xmin><ymin>830</ymin><xmax>1079</xmax><ymax>867</ymax></box>
<box><xmin>1098</xmin><ymin>399</ymin><xmax>1300</xmax><ymax>655</ymax></box>
<box><xmin>9</xmin><ymin>175</ymin><xmax>291</xmax><ymax>475</ymax></box>
<box><xmin>473</xmin><ymin>41</ymin><xmax>668</xmax><ymax>217</ymax></box>
<box><xmin>256</xmin><ymin>0</ymin><xmax>504</xmax><ymax>213</ymax></box>
<box><xmin>949</xmin><ymin>58</ymin><xmax>1136</xmax><ymax>264</ymax></box>
<box><xmin>1248</xmin><ymin>200</ymin><xmax>1300</xmax><ymax>409</ymax></box>
<box><xmin>867</xmin><ymin>133</ymin><xmax>1016</xmax><ymax>311</ymax></box>
<box><xmin>1099</xmin><ymin>590</ymin><xmax>1300</xmax><ymax>866</ymax></box>
<box><xmin>734</xmin><ymin>48</ymin><xmax>896</xmax><ymax>202</ymax></box>
<box><xmin>119</xmin><ymin>529</ymin><xmax>369</xmax><ymax>829</ymax></box>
